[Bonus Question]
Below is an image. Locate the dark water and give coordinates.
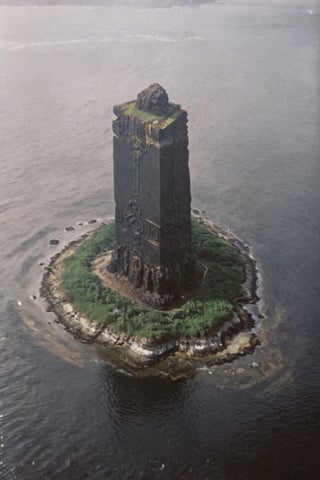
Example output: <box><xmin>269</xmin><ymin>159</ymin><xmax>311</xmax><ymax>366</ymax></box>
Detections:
<box><xmin>1</xmin><ymin>1</ymin><xmax>320</xmax><ymax>478</ymax></box>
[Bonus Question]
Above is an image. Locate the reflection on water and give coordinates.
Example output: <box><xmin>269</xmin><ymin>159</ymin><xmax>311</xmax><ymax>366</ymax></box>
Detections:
<box><xmin>102</xmin><ymin>367</ymin><xmax>188</xmax><ymax>418</ymax></box>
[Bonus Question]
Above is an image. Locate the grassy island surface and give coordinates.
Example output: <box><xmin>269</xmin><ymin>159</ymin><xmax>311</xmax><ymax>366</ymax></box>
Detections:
<box><xmin>62</xmin><ymin>221</ymin><xmax>245</xmax><ymax>340</ymax></box>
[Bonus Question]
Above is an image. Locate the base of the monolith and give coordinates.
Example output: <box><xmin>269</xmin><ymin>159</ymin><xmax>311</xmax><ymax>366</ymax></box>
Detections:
<box><xmin>105</xmin><ymin>251</ymin><xmax>203</xmax><ymax>310</ymax></box>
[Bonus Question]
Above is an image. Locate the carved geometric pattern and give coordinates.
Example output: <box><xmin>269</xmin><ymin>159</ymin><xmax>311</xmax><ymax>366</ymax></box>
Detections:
<box><xmin>126</xmin><ymin>197</ymin><xmax>144</xmax><ymax>237</ymax></box>
<box><xmin>143</xmin><ymin>219</ymin><xmax>160</xmax><ymax>245</ymax></box>
<box><xmin>115</xmin><ymin>205</ymin><xmax>123</xmax><ymax>223</ymax></box>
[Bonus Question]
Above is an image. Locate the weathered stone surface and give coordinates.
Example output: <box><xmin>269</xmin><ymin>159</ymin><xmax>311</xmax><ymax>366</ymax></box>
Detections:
<box><xmin>136</xmin><ymin>83</ymin><xmax>169</xmax><ymax>115</ymax></box>
<box><xmin>108</xmin><ymin>84</ymin><xmax>196</xmax><ymax>306</ymax></box>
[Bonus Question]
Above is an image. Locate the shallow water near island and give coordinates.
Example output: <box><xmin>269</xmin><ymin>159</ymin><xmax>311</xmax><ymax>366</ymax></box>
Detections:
<box><xmin>0</xmin><ymin>1</ymin><xmax>320</xmax><ymax>479</ymax></box>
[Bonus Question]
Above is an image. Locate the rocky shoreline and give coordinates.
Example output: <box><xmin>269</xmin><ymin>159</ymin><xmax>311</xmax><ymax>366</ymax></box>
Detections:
<box><xmin>40</xmin><ymin>212</ymin><xmax>262</xmax><ymax>368</ymax></box>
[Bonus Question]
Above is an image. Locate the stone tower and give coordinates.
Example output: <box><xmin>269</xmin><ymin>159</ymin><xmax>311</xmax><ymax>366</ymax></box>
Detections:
<box><xmin>108</xmin><ymin>84</ymin><xmax>195</xmax><ymax>307</ymax></box>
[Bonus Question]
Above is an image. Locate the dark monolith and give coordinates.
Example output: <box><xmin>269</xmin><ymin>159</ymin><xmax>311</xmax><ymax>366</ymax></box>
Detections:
<box><xmin>108</xmin><ymin>83</ymin><xmax>196</xmax><ymax>307</ymax></box>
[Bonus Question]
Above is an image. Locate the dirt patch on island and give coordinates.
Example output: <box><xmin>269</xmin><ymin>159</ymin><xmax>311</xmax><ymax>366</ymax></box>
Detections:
<box><xmin>93</xmin><ymin>253</ymin><xmax>151</xmax><ymax>309</ymax></box>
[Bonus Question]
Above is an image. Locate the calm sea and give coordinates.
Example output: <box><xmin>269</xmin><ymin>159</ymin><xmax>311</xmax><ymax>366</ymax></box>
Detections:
<box><xmin>0</xmin><ymin>1</ymin><xmax>319</xmax><ymax>478</ymax></box>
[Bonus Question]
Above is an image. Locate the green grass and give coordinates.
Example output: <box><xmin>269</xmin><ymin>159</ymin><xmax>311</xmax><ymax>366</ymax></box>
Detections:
<box><xmin>122</xmin><ymin>101</ymin><xmax>182</xmax><ymax>126</ymax></box>
<box><xmin>61</xmin><ymin>221</ymin><xmax>245</xmax><ymax>340</ymax></box>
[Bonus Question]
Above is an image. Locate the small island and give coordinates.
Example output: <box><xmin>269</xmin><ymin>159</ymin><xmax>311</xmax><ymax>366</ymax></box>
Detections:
<box><xmin>41</xmin><ymin>84</ymin><xmax>261</xmax><ymax>369</ymax></box>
